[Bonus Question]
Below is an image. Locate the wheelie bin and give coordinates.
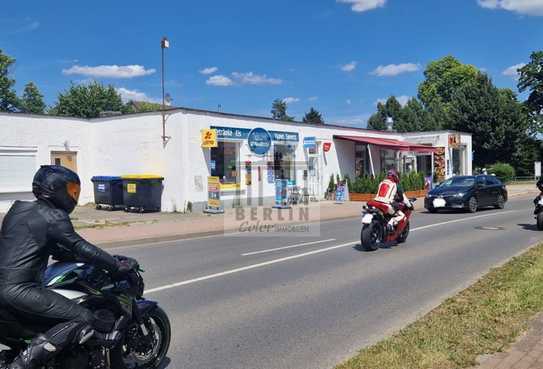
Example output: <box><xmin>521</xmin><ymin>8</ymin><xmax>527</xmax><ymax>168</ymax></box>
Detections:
<box><xmin>91</xmin><ymin>176</ymin><xmax>124</xmax><ymax>210</ymax></box>
<box><xmin>121</xmin><ymin>174</ymin><xmax>164</xmax><ymax>213</ymax></box>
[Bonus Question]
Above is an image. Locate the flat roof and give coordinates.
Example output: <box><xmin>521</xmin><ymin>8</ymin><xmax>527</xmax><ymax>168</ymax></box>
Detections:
<box><xmin>0</xmin><ymin>106</ymin><xmax>471</xmax><ymax>136</ymax></box>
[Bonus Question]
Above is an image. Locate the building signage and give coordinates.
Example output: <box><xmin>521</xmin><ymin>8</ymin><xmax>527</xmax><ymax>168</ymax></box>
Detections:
<box><xmin>207</xmin><ymin>176</ymin><xmax>221</xmax><ymax>208</ymax></box>
<box><xmin>323</xmin><ymin>142</ymin><xmax>332</xmax><ymax>152</ymax></box>
<box><xmin>448</xmin><ymin>134</ymin><xmax>460</xmax><ymax>148</ymax></box>
<box><xmin>247</xmin><ymin>128</ymin><xmax>272</xmax><ymax>155</ymax></box>
<box><xmin>211</xmin><ymin>126</ymin><xmax>299</xmax><ymax>142</ymax></box>
<box><xmin>303</xmin><ymin>136</ymin><xmax>317</xmax><ymax>149</ymax></box>
<box><xmin>201</xmin><ymin>129</ymin><xmax>218</xmax><ymax>148</ymax></box>
<box><xmin>335</xmin><ymin>182</ymin><xmax>346</xmax><ymax>203</ymax></box>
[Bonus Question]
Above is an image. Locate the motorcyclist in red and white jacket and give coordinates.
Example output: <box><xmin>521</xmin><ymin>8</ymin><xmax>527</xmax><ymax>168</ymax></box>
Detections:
<box><xmin>374</xmin><ymin>169</ymin><xmax>413</xmax><ymax>231</ymax></box>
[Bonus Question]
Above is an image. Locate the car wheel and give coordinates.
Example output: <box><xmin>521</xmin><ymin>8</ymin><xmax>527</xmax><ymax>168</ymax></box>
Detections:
<box><xmin>495</xmin><ymin>194</ymin><xmax>505</xmax><ymax>209</ymax></box>
<box><xmin>467</xmin><ymin>197</ymin><xmax>478</xmax><ymax>213</ymax></box>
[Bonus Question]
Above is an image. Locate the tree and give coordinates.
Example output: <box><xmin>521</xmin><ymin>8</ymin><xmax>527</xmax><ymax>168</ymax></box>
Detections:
<box><xmin>0</xmin><ymin>49</ymin><xmax>19</xmax><ymax>112</ymax></box>
<box><xmin>448</xmin><ymin>73</ymin><xmax>529</xmax><ymax>167</ymax></box>
<box><xmin>51</xmin><ymin>82</ymin><xmax>124</xmax><ymax>118</ymax></box>
<box><xmin>271</xmin><ymin>99</ymin><xmax>294</xmax><ymax>121</ymax></box>
<box><xmin>518</xmin><ymin>51</ymin><xmax>543</xmax><ymax>132</ymax></box>
<box><xmin>418</xmin><ymin>55</ymin><xmax>480</xmax><ymax>110</ymax></box>
<box><xmin>367</xmin><ymin>96</ymin><xmax>402</xmax><ymax>130</ymax></box>
<box><xmin>124</xmin><ymin>100</ymin><xmax>163</xmax><ymax>113</ymax></box>
<box><xmin>395</xmin><ymin>98</ymin><xmax>429</xmax><ymax>132</ymax></box>
<box><xmin>303</xmin><ymin>107</ymin><xmax>324</xmax><ymax>124</ymax></box>
<box><xmin>20</xmin><ymin>82</ymin><xmax>46</xmax><ymax>114</ymax></box>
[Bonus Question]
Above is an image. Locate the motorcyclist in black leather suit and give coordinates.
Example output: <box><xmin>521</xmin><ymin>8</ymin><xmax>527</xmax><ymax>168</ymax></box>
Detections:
<box><xmin>0</xmin><ymin>166</ymin><xmax>135</xmax><ymax>369</ymax></box>
<box><xmin>534</xmin><ymin>177</ymin><xmax>543</xmax><ymax>212</ymax></box>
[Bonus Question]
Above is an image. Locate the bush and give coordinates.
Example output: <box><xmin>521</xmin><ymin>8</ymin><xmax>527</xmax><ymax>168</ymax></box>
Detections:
<box><xmin>488</xmin><ymin>162</ymin><xmax>515</xmax><ymax>183</ymax></box>
<box><xmin>350</xmin><ymin>172</ymin><xmax>425</xmax><ymax>194</ymax></box>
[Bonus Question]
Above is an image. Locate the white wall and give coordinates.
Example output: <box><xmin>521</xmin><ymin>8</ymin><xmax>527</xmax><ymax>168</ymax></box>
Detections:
<box><xmin>0</xmin><ymin>113</ymin><xmax>90</xmax><ymax>211</ymax></box>
<box><xmin>0</xmin><ymin>111</ymin><xmax>472</xmax><ymax>212</ymax></box>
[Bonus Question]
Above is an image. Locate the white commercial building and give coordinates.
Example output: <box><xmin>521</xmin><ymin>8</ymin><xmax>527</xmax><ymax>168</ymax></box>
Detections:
<box><xmin>0</xmin><ymin>109</ymin><xmax>472</xmax><ymax>212</ymax></box>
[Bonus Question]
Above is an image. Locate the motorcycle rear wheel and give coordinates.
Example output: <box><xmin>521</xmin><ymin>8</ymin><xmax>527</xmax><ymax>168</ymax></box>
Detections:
<box><xmin>537</xmin><ymin>212</ymin><xmax>543</xmax><ymax>231</ymax></box>
<box><xmin>397</xmin><ymin>222</ymin><xmax>410</xmax><ymax>244</ymax></box>
<box><xmin>361</xmin><ymin>222</ymin><xmax>383</xmax><ymax>252</ymax></box>
<box><xmin>110</xmin><ymin>306</ymin><xmax>171</xmax><ymax>369</ymax></box>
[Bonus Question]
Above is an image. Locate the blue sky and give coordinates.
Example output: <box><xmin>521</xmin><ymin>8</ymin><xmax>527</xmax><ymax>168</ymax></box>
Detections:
<box><xmin>1</xmin><ymin>0</ymin><xmax>542</xmax><ymax>127</ymax></box>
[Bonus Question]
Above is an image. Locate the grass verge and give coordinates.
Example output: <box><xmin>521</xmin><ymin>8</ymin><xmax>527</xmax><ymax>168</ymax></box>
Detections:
<box><xmin>336</xmin><ymin>243</ymin><xmax>543</xmax><ymax>369</ymax></box>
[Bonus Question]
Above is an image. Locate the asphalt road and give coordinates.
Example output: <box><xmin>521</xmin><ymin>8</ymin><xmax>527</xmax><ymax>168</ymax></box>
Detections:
<box><xmin>115</xmin><ymin>197</ymin><xmax>542</xmax><ymax>369</ymax></box>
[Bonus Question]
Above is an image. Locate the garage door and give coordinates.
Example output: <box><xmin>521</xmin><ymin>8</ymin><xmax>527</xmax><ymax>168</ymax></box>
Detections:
<box><xmin>0</xmin><ymin>150</ymin><xmax>37</xmax><ymax>193</ymax></box>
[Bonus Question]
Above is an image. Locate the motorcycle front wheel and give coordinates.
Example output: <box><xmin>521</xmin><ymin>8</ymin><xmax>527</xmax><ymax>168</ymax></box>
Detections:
<box><xmin>110</xmin><ymin>306</ymin><xmax>171</xmax><ymax>369</ymax></box>
<box><xmin>361</xmin><ymin>221</ymin><xmax>383</xmax><ymax>252</ymax></box>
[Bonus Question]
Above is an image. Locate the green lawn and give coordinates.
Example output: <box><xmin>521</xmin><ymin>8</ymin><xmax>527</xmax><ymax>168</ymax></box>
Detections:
<box><xmin>336</xmin><ymin>243</ymin><xmax>543</xmax><ymax>369</ymax></box>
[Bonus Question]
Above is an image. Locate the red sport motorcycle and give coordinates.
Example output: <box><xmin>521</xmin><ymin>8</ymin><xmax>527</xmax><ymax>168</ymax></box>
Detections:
<box><xmin>360</xmin><ymin>199</ymin><xmax>416</xmax><ymax>251</ymax></box>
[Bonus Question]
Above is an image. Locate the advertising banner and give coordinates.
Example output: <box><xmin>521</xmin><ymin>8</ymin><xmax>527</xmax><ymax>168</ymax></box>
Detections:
<box><xmin>201</xmin><ymin>129</ymin><xmax>218</xmax><ymax>148</ymax></box>
<box><xmin>207</xmin><ymin>176</ymin><xmax>221</xmax><ymax>209</ymax></box>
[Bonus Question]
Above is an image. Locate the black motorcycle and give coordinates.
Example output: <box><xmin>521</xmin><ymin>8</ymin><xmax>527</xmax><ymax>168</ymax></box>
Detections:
<box><xmin>0</xmin><ymin>259</ymin><xmax>171</xmax><ymax>369</ymax></box>
<box><xmin>535</xmin><ymin>195</ymin><xmax>543</xmax><ymax>230</ymax></box>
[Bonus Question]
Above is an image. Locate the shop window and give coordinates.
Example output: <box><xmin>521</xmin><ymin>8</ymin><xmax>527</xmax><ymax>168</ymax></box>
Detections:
<box><xmin>274</xmin><ymin>144</ymin><xmax>296</xmax><ymax>183</ymax></box>
<box><xmin>452</xmin><ymin>148</ymin><xmax>463</xmax><ymax>176</ymax></box>
<box><xmin>355</xmin><ymin>144</ymin><xmax>369</xmax><ymax>177</ymax></box>
<box><xmin>380</xmin><ymin>150</ymin><xmax>396</xmax><ymax>172</ymax></box>
<box><xmin>210</xmin><ymin>141</ymin><xmax>239</xmax><ymax>184</ymax></box>
<box><xmin>416</xmin><ymin>155</ymin><xmax>433</xmax><ymax>177</ymax></box>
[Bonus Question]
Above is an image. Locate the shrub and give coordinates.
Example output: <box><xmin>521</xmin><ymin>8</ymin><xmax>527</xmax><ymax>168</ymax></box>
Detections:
<box><xmin>488</xmin><ymin>162</ymin><xmax>515</xmax><ymax>183</ymax></box>
<box><xmin>350</xmin><ymin>172</ymin><xmax>425</xmax><ymax>194</ymax></box>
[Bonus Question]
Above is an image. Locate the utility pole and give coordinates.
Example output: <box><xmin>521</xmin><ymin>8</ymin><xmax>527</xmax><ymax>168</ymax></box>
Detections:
<box><xmin>161</xmin><ymin>36</ymin><xmax>170</xmax><ymax>144</ymax></box>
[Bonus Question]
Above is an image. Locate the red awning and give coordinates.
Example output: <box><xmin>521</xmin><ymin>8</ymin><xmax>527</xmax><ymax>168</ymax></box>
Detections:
<box><xmin>334</xmin><ymin>135</ymin><xmax>436</xmax><ymax>153</ymax></box>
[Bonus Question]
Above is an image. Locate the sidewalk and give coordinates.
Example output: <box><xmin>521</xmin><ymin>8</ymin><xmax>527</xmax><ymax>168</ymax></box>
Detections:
<box><xmin>472</xmin><ymin>313</ymin><xmax>543</xmax><ymax>369</ymax></box>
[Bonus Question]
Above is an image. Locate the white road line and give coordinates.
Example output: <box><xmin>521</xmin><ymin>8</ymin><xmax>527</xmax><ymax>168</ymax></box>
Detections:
<box><xmin>241</xmin><ymin>239</ymin><xmax>337</xmax><ymax>256</ymax></box>
<box><xmin>144</xmin><ymin>209</ymin><xmax>522</xmax><ymax>294</ymax></box>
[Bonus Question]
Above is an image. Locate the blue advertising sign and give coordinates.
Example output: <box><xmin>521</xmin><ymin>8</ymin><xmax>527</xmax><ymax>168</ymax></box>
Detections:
<box><xmin>211</xmin><ymin>126</ymin><xmax>299</xmax><ymax>142</ymax></box>
<box><xmin>303</xmin><ymin>136</ymin><xmax>317</xmax><ymax>149</ymax></box>
<box><xmin>248</xmin><ymin>128</ymin><xmax>272</xmax><ymax>155</ymax></box>
<box><xmin>335</xmin><ymin>183</ymin><xmax>346</xmax><ymax>203</ymax></box>
<box><xmin>273</xmin><ymin>179</ymin><xmax>290</xmax><ymax>209</ymax></box>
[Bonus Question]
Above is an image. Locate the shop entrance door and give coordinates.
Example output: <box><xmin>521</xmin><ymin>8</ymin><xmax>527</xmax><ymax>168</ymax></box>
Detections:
<box><xmin>51</xmin><ymin>151</ymin><xmax>78</xmax><ymax>172</ymax></box>
<box><xmin>307</xmin><ymin>156</ymin><xmax>321</xmax><ymax>200</ymax></box>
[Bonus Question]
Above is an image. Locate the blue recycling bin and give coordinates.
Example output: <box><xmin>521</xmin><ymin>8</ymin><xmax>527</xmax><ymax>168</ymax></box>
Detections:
<box><xmin>91</xmin><ymin>176</ymin><xmax>124</xmax><ymax>210</ymax></box>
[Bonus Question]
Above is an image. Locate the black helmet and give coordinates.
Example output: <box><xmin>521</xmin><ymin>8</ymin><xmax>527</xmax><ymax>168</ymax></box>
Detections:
<box><xmin>32</xmin><ymin>165</ymin><xmax>81</xmax><ymax>214</ymax></box>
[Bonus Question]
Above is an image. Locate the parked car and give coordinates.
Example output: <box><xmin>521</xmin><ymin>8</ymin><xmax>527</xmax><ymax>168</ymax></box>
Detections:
<box><xmin>425</xmin><ymin>175</ymin><xmax>507</xmax><ymax>213</ymax></box>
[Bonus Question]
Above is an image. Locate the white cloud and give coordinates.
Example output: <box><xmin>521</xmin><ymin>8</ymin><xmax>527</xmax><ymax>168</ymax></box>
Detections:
<box><xmin>502</xmin><ymin>63</ymin><xmax>527</xmax><ymax>79</ymax></box>
<box><xmin>282</xmin><ymin>97</ymin><xmax>300</xmax><ymax>104</ymax></box>
<box><xmin>341</xmin><ymin>61</ymin><xmax>358</xmax><ymax>72</ymax></box>
<box><xmin>478</xmin><ymin>0</ymin><xmax>543</xmax><ymax>16</ymax></box>
<box><xmin>231</xmin><ymin>72</ymin><xmax>283</xmax><ymax>85</ymax></box>
<box><xmin>376</xmin><ymin>95</ymin><xmax>411</xmax><ymax>107</ymax></box>
<box><xmin>200</xmin><ymin>66</ymin><xmax>219</xmax><ymax>75</ymax></box>
<box><xmin>116</xmin><ymin>88</ymin><xmax>159</xmax><ymax>103</ymax></box>
<box><xmin>308</xmin><ymin>96</ymin><xmax>319</xmax><ymax>101</ymax></box>
<box><xmin>206</xmin><ymin>75</ymin><xmax>234</xmax><ymax>87</ymax></box>
<box><xmin>371</xmin><ymin>63</ymin><xmax>420</xmax><ymax>77</ymax></box>
<box><xmin>63</xmin><ymin>65</ymin><xmax>156</xmax><ymax>79</ymax></box>
<box><xmin>337</xmin><ymin>0</ymin><xmax>386</xmax><ymax>12</ymax></box>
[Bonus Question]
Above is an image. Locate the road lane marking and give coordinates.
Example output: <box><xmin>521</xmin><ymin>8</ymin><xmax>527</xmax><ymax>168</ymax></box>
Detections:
<box><xmin>144</xmin><ymin>240</ymin><xmax>358</xmax><ymax>294</ymax></box>
<box><xmin>144</xmin><ymin>209</ymin><xmax>522</xmax><ymax>294</ymax></box>
<box><xmin>241</xmin><ymin>239</ymin><xmax>337</xmax><ymax>256</ymax></box>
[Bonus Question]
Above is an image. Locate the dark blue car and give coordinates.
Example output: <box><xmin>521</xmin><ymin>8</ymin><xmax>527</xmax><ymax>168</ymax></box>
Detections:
<box><xmin>425</xmin><ymin>175</ymin><xmax>508</xmax><ymax>213</ymax></box>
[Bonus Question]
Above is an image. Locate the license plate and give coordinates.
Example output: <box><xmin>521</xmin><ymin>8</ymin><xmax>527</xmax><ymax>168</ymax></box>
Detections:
<box><xmin>433</xmin><ymin>198</ymin><xmax>446</xmax><ymax>208</ymax></box>
<box><xmin>361</xmin><ymin>214</ymin><xmax>373</xmax><ymax>224</ymax></box>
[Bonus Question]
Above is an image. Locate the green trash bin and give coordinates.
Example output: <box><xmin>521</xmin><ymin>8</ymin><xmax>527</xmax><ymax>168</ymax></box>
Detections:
<box><xmin>121</xmin><ymin>174</ymin><xmax>164</xmax><ymax>213</ymax></box>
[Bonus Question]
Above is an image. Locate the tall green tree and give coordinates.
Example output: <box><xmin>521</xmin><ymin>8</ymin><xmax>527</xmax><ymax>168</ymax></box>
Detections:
<box><xmin>271</xmin><ymin>99</ymin><xmax>294</xmax><ymax>121</ymax></box>
<box><xmin>418</xmin><ymin>55</ymin><xmax>480</xmax><ymax>110</ymax></box>
<box><xmin>302</xmin><ymin>107</ymin><xmax>324</xmax><ymax>124</ymax></box>
<box><xmin>367</xmin><ymin>96</ymin><xmax>402</xmax><ymax>130</ymax></box>
<box><xmin>518</xmin><ymin>51</ymin><xmax>543</xmax><ymax>132</ymax></box>
<box><xmin>395</xmin><ymin>98</ymin><xmax>430</xmax><ymax>132</ymax></box>
<box><xmin>20</xmin><ymin>82</ymin><xmax>46</xmax><ymax>114</ymax></box>
<box><xmin>51</xmin><ymin>82</ymin><xmax>124</xmax><ymax>118</ymax></box>
<box><xmin>0</xmin><ymin>49</ymin><xmax>19</xmax><ymax>112</ymax></box>
<box><xmin>448</xmin><ymin>73</ymin><xmax>529</xmax><ymax>167</ymax></box>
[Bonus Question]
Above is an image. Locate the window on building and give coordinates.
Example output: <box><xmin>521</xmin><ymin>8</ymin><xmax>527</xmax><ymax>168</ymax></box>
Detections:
<box><xmin>380</xmin><ymin>150</ymin><xmax>396</xmax><ymax>172</ymax></box>
<box><xmin>355</xmin><ymin>144</ymin><xmax>368</xmax><ymax>177</ymax></box>
<box><xmin>416</xmin><ymin>155</ymin><xmax>433</xmax><ymax>177</ymax></box>
<box><xmin>0</xmin><ymin>151</ymin><xmax>37</xmax><ymax>192</ymax></box>
<box><xmin>210</xmin><ymin>141</ymin><xmax>239</xmax><ymax>184</ymax></box>
<box><xmin>274</xmin><ymin>144</ymin><xmax>296</xmax><ymax>183</ymax></box>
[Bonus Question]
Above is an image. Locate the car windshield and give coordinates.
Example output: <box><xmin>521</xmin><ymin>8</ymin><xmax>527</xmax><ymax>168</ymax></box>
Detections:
<box><xmin>439</xmin><ymin>177</ymin><xmax>475</xmax><ymax>188</ymax></box>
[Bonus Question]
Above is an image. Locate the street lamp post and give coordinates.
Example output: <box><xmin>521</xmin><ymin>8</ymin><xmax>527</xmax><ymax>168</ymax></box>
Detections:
<box><xmin>161</xmin><ymin>36</ymin><xmax>170</xmax><ymax>144</ymax></box>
